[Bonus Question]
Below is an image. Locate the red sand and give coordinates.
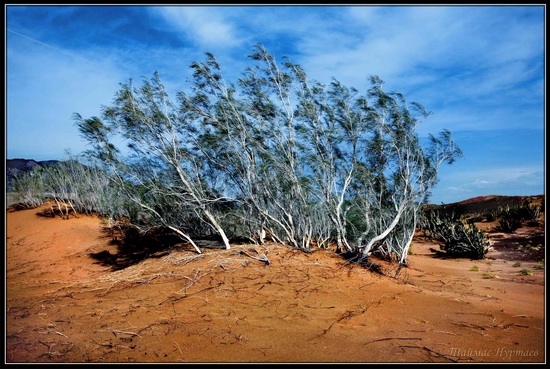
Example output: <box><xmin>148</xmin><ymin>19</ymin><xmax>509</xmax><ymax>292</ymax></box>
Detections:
<box><xmin>6</xmin><ymin>205</ymin><xmax>545</xmax><ymax>363</ymax></box>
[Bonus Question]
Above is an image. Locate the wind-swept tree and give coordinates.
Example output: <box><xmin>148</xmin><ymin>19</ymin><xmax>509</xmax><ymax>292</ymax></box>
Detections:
<box><xmin>74</xmin><ymin>44</ymin><xmax>462</xmax><ymax>263</ymax></box>
<box><xmin>356</xmin><ymin>77</ymin><xmax>462</xmax><ymax>263</ymax></box>
<box><xmin>75</xmin><ymin>72</ymin><xmax>232</xmax><ymax>253</ymax></box>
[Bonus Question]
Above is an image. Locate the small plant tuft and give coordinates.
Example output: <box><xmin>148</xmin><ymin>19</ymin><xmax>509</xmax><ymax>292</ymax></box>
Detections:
<box><xmin>482</xmin><ymin>271</ymin><xmax>498</xmax><ymax>279</ymax></box>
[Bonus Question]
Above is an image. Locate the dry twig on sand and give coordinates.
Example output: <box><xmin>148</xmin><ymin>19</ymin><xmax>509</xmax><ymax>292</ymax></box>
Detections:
<box><xmin>365</xmin><ymin>337</ymin><xmax>422</xmax><ymax>345</ymax></box>
<box><xmin>311</xmin><ymin>306</ymin><xmax>368</xmax><ymax>339</ymax></box>
<box><xmin>237</xmin><ymin>248</ymin><xmax>270</xmax><ymax>265</ymax></box>
<box><xmin>111</xmin><ymin>329</ymin><xmax>142</xmax><ymax>338</ymax></box>
<box><xmin>159</xmin><ymin>281</ymin><xmax>225</xmax><ymax>305</ymax></box>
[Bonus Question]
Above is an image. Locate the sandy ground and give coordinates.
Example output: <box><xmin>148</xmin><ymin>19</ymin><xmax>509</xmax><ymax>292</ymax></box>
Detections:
<box><xmin>5</xmin><ymin>205</ymin><xmax>545</xmax><ymax>363</ymax></box>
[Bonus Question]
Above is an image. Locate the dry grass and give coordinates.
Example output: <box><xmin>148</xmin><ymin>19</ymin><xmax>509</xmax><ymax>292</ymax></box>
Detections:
<box><xmin>482</xmin><ymin>271</ymin><xmax>499</xmax><ymax>279</ymax></box>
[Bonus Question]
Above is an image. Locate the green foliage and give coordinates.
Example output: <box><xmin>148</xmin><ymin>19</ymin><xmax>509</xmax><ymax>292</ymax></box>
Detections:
<box><xmin>496</xmin><ymin>218</ymin><xmax>522</xmax><ymax>233</ymax></box>
<box><xmin>484</xmin><ymin>210</ymin><xmax>499</xmax><ymax>222</ymax></box>
<box><xmin>420</xmin><ymin>210</ymin><xmax>490</xmax><ymax>259</ymax></box>
<box><xmin>40</xmin><ymin>44</ymin><xmax>460</xmax><ymax>261</ymax></box>
<box><xmin>519</xmin><ymin>269</ymin><xmax>534</xmax><ymax>276</ymax></box>
<box><xmin>495</xmin><ymin>201</ymin><xmax>541</xmax><ymax>233</ymax></box>
<box><xmin>467</xmin><ymin>215</ymin><xmax>484</xmax><ymax>223</ymax></box>
<box><xmin>470</xmin><ymin>265</ymin><xmax>480</xmax><ymax>271</ymax></box>
<box><xmin>512</xmin><ymin>262</ymin><xmax>522</xmax><ymax>267</ymax></box>
<box><xmin>10</xmin><ymin>167</ymin><xmax>46</xmax><ymax>208</ymax></box>
<box><xmin>8</xmin><ymin>154</ymin><xmax>132</xmax><ymax>220</ymax></box>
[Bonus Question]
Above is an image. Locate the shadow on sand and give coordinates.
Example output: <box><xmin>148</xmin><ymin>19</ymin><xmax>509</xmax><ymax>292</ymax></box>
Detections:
<box><xmin>89</xmin><ymin>226</ymin><xmax>247</xmax><ymax>270</ymax></box>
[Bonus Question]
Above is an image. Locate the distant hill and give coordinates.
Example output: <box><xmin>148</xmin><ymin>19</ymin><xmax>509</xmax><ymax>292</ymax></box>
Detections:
<box><xmin>426</xmin><ymin>194</ymin><xmax>544</xmax><ymax>217</ymax></box>
<box><xmin>7</xmin><ymin>158</ymin><xmax>60</xmax><ymax>170</ymax></box>
<box><xmin>6</xmin><ymin>158</ymin><xmax>60</xmax><ymax>189</ymax></box>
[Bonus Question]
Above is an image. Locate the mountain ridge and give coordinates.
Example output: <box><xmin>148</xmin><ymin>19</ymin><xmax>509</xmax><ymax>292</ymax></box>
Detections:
<box><xmin>6</xmin><ymin>158</ymin><xmax>61</xmax><ymax>181</ymax></box>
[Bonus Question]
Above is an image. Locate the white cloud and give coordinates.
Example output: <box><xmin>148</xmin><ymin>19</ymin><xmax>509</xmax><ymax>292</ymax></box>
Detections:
<box><xmin>450</xmin><ymin>166</ymin><xmax>543</xmax><ymax>185</ymax></box>
<box><xmin>431</xmin><ymin>166</ymin><xmax>544</xmax><ymax>203</ymax></box>
<box><xmin>284</xmin><ymin>6</ymin><xmax>544</xmax><ymax>133</ymax></box>
<box><xmin>153</xmin><ymin>7</ymin><xmax>241</xmax><ymax>49</ymax></box>
<box><xmin>297</xmin><ymin>7</ymin><xmax>470</xmax><ymax>82</ymax></box>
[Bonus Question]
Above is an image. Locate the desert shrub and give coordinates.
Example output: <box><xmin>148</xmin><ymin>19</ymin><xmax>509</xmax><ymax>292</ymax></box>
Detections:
<box><xmin>420</xmin><ymin>210</ymin><xmax>490</xmax><ymax>259</ymax></box>
<box><xmin>470</xmin><ymin>265</ymin><xmax>480</xmax><ymax>271</ymax></box>
<box><xmin>534</xmin><ymin>263</ymin><xmax>544</xmax><ymax>270</ymax></box>
<box><xmin>468</xmin><ymin>215</ymin><xmax>484</xmax><ymax>223</ymax></box>
<box><xmin>484</xmin><ymin>210</ymin><xmax>499</xmax><ymax>222</ymax></box>
<box><xmin>439</xmin><ymin>221</ymin><xmax>490</xmax><ymax>259</ymax></box>
<box><xmin>10</xmin><ymin>167</ymin><xmax>47</xmax><ymax>208</ymax></box>
<box><xmin>519</xmin><ymin>269</ymin><xmax>533</xmax><ymax>276</ymax></box>
<box><xmin>512</xmin><ymin>262</ymin><xmax>522</xmax><ymax>267</ymax></box>
<box><xmin>496</xmin><ymin>218</ymin><xmax>522</xmax><ymax>233</ymax></box>
<box><xmin>419</xmin><ymin>209</ymin><xmax>461</xmax><ymax>240</ymax></box>
<box><xmin>519</xmin><ymin>201</ymin><xmax>541</xmax><ymax>221</ymax></box>
<box><xmin>529</xmin><ymin>244</ymin><xmax>542</xmax><ymax>251</ymax></box>
<box><xmin>495</xmin><ymin>201</ymin><xmax>541</xmax><ymax>233</ymax></box>
<box><xmin>9</xmin><ymin>153</ymin><xmax>134</xmax><ymax>221</ymax></box>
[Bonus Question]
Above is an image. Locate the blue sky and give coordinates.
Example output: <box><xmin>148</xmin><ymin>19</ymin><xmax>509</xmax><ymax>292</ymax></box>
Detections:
<box><xmin>5</xmin><ymin>5</ymin><xmax>545</xmax><ymax>204</ymax></box>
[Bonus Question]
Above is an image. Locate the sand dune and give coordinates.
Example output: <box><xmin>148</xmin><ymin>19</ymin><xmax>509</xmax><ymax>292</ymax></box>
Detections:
<box><xmin>6</xmin><ymin>204</ymin><xmax>545</xmax><ymax>363</ymax></box>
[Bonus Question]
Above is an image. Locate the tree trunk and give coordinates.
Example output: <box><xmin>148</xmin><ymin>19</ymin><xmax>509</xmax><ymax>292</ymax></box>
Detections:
<box><xmin>399</xmin><ymin>212</ymin><xmax>417</xmax><ymax>264</ymax></box>
<box><xmin>203</xmin><ymin>209</ymin><xmax>231</xmax><ymax>250</ymax></box>
<box><xmin>168</xmin><ymin>226</ymin><xmax>202</xmax><ymax>254</ymax></box>
<box><xmin>361</xmin><ymin>201</ymin><xmax>406</xmax><ymax>259</ymax></box>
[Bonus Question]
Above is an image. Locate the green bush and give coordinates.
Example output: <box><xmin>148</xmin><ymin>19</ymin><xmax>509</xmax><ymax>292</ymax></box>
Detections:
<box><xmin>420</xmin><ymin>210</ymin><xmax>490</xmax><ymax>259</ymax></box>
<box><xmin>8</xmin><ymin>155</ymin><xmax>134</xmax><ymax>220</ymax></box>
<box><xmin>496</xmin><ymin>218</ymin><xmax>522</xmax><ymax>233</ymax></box>
<box><xmin>495</xmin><ymin>201</ymin><xmax>541</xmax><ymax>233</ymax></box>
<box><xmin>468</xmin><ymin>215</ymin><xmax>484</xmax><ymax>223</ymax></box>
<box><xmin>484</xmin><ymin>210</ymin><xmax>498</xmax><ymax>222</ymax></box>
